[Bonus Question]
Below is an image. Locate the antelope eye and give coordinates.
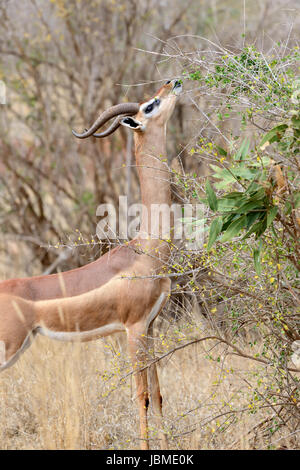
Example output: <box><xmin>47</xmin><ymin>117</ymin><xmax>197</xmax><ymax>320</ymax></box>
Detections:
<box><xmin>145</xmin><ymin>103</ymin><xmax>154</xmax><ymax>114</ymax></box>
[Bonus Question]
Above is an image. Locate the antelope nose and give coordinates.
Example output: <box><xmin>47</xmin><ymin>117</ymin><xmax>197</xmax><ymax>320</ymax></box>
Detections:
<box><xmin>172</xmin><ymin>80</ymin><xmax>182</xmax><ymax>89</ymax></box>
<box><xmin>172</xmin><ymin>80</ymin><xmax>182</xmax><ymax>94</ymax></box>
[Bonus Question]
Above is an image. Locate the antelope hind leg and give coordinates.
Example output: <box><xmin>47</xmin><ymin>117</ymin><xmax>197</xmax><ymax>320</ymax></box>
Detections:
<box><xmin>0</xmin><ymin>295</ymin><xmax>36</xmax><ymax>371</ymax></box>
<box><xmin>147</xmin><ymin>323</ymin><xmax>168</xmax><ymax>450</ymax></box>
<box><xmin>146</xmin><ymin>286</ymin><xmax>170</xmax><ymax>450</ymax></box>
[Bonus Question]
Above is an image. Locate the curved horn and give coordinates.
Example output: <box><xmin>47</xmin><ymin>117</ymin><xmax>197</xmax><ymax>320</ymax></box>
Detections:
<box><xmin>92</xmin><ymin>116</ymin><xmax>123</xmax><ymax>138</ymax></box>
<box><xmin>72</xmin><ymin>103</ymin><xmax>139</xmax><ymax>139</ymax></box>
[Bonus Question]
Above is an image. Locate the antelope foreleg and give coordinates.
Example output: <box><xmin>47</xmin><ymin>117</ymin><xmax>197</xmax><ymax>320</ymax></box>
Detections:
<box><xmin>127</xmin><ymin>322</ymin><xmax>150</xmax><ymax>450</ymax></box>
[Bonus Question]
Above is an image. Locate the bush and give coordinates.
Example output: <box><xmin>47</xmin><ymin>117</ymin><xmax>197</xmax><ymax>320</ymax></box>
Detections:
<box><xmin>154</xmin><ymin>41</ymin><xmax>300</xmax><ymax>447</ymax></box>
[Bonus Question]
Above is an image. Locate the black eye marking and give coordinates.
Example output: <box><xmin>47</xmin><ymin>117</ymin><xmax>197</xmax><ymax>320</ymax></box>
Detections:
<box><xmin>143</xmin><ymin>98</ymin><xmax>161</xmax><ymax>115</ymax></box>
<box><xmin>144</xmin><ymin>103</ymin><xmax>154</xmax><ymax>114</ymax></box>
<box><xmin>165</xmin><ymin>80</ymin><xmax>171</xmax><ymax>84</ymax></box>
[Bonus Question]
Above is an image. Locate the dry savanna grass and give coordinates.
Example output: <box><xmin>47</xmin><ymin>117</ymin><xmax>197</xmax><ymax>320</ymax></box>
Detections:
<box><xmin>0</xmin><ymin>312</ymin><xmax>298</xmax><ymax>450</ymax></box>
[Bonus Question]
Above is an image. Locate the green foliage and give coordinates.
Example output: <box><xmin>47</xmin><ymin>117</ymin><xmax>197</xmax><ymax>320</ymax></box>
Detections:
<box><xmin>188</xmin><ymin>45</ymin><xmax>300</xmax><ymax>117</ymax></box>
<box><xmin>176</xmin><ymin>45</ymin><xmax>300</xmax><ymax>438</ymax></box>
<box><xmin>192</xmin><ymin>45</ymin><xmax>299</xmax><ymax>276</ymax></box>
<box><xmin>205</xmin><ymin>179</ymin><xmax>218</xmax><ymax>211</ymax></box>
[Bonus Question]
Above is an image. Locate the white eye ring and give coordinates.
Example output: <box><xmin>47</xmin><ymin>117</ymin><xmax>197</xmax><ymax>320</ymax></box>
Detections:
<box><xmin>141</xmin><ymin>98</ymin><xmax>160</xmax><ymax>117</ymax></box>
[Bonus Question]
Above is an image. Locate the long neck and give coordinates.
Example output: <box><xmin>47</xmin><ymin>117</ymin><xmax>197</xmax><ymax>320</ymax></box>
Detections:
<box><xmin>134</xmin><ymin>125</ymin><xmax>172</xmax><ymax>240</ymax></box>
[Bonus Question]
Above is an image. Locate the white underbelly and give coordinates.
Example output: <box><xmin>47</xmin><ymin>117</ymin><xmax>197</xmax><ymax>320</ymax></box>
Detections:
<box><xmin>36</xmin><ymin>322</ymin><xmax>126</xmax><ymax>342</ymax></box>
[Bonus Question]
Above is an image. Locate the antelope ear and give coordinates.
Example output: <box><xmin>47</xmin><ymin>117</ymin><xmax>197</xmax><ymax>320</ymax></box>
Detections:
<box><xmin>120</xmin><ymin>116</ymin><xmax>145</xmax><ymax>131</ymax></box>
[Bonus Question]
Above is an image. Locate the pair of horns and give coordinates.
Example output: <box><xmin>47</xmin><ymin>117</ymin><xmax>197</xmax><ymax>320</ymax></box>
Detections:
<box><xmin>72</xmin><ymin>102</ymin><xmax>140</xmax><ymax>139</ymax></box>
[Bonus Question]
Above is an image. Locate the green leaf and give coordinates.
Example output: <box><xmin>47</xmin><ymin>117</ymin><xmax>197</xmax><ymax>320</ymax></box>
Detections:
<box><xmin>217</xmin><ymin>197</ymin><xmax>239</xmax><ymax>211</ymax></box>
<box><xmin>245</xmin><ymin>181</ymin><xmax>260</xmax><ymax>194</ymax></box>
<box><xmin>214</xmin><ymin>179</ymin><xmax>235</xmax><ymax>190</ymax></box>
<box><xmin>255</xmin><ymin>216</ymin><xmax>267</xmax><ymax>238</ymax></box>
<box><xmin>267</xmin><ymin>206</ymin><xmax>278</xmax><ymax>227</ymax></box>
<box><xmin>234</xmin><ymin>199</ymin><xmax>265</xmax><ymax>214</ymax></box>
<box><xmin>253</xmin><ymin>241</ymin><xmax>263</xmax><ymax>275</ymax></box>
<box><xmin>207</xmin><ymin>216</ymin><xmax>223</xmax><ymax>250</ymax></box>
<box><xmin>221</xmin><ymin>214</ymin><xmax>237</xmax><ymax>232</ymax></box>
<box><xmin>284</xmin><ymin>201</ymin><xmax>292</xmax><ymax>215</ymax></box>
<box><xmin>220</xmin><ymin>215</ymin><xmax>247</xmax><ymax>242</ymax></box>
<box><xmin>260</xmin><ymin>124</ymin><xmax>288</xmax><ymax>147</ymax></box>
<box><xmin>223</xmin><ymin>192</ymin><xmax>245</xmax><ymax>199</ymax></box>
<box><xmin>211</xmin><ymin>171</ymin><xmax>235</xmax><ymax>188</ymax></box>
<box><xmin>243</xmin><ymin>213</ymin><xmax>267</xmax><ymax>240</ymax></box>
<box><xmin>234</xmin><ymin>138</ymin><xmax>250</xmax><ymax>161</ymax></box>
<box><xmin>210</xmin><ymin>164</ymin><xmax>258</xmax><ymax>183</ymax></box>
<box><xmin>250</xmin><ymin>187</ymin><xmax>267</xmax><ymax>201</ymax></box>
<box><xmin>216</xmin><ymin>145</ymin><xmax>227</xmax><ymax>156</ymax></box>
<box><xmin>234</xmin><ymin>167</ymin><xmax>259</xmax><ymax>180</ymax></box>
<box><xmin>246</xmin><ymin>211</ymin><xmax>264</xmax><ymax>229</ymax></box>
<box><xmin>205</xmin><ymin>180</ymin><xmax>218</xmax><ymax>211</ymax></box>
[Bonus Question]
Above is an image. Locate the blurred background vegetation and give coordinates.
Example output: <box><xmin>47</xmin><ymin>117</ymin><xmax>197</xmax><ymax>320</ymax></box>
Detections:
<box><xmin>0</xmin><ymin>0</ymin><xmax>299</xmax><ymax>450</ymax></box>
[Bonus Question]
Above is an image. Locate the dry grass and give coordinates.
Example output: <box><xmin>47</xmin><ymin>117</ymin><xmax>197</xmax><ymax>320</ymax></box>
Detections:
<box><xmin>0</xmin><ymin>315</ymin><xmax>298</xmax><ymax>450</ymax></box>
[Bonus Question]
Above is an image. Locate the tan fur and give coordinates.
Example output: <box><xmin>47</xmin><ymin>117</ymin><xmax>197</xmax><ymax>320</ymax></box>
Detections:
<box><xmin>0</xmin><ymin>80</ymin><xmax>181</xmax><ymax>450</ymax></box>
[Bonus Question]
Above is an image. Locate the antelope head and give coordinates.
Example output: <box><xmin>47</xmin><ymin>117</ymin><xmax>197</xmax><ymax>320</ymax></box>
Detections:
<box><xmin>72</xmin><ymin>79</ymin><xmax>182</xmax><ymax>139</ymax></box>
